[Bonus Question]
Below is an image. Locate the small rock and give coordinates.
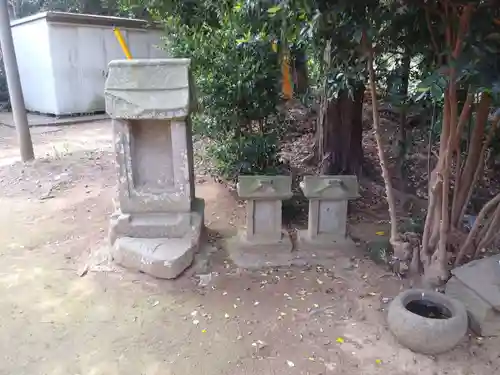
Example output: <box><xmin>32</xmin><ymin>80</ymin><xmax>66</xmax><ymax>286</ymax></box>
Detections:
<box><xmin>197</xmin><ymin>273</ymin><xmax>213</xmax><ymax>287</ymax></box>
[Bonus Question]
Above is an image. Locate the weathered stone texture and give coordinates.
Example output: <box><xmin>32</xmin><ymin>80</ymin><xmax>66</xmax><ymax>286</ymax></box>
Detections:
<box><xmin>298</xmin><ymin>175</ymin><xmax>359</xmax><ymax>250</ymax></box>
<box><xmin>105</xmin><ymin>59</ymin><xmax>203</xmax><ymax>279</ymax></box>
<box><xmin>237</xmin><ymin>175</ymin><xmax>292</xmax><ymax>244</ymax></box>
<box><xmin>446</xmin><ymin>255</ymin><xmax>500</xmax><ymax>336</ymax></box>
<box><xmin>228</xmin><ymin>176</ymin><xmax>293</xmax><ymax>268</ymax></box>
<box><xmin>105</xmin><ymin>59</ymin><xmax>191</xmax><ymax>119</ymax></box>
<box><xmin>112</xmin><ymin>118</ymin><xmax>192</xmax><ymax>213</ymax></box>
<box><xmin>113</xmin><ymin>203</ymin><xmax>203</xmax><ymax>279</ymax></box>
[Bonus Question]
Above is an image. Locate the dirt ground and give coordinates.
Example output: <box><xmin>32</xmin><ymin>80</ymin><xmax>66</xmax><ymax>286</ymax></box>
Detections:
<box><xmin>0</xmin><ymin>121</ymin><xmax>498</xmax><ymax>375</ymax></box>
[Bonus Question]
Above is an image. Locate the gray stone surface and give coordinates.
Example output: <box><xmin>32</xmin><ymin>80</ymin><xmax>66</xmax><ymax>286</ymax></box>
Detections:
<box><xmin>228</xmin><ymin>176</ymin><xmax>293</xmax><ymax>268</ymax></box>
<box><xmin>446</xmin><ymin>276</ymin><xmax>500</xmax><ymax>336</ymax></box>
<box><xmin>109</xmin><ymin>198</ymin><xmax>205</xmax><ymax>244</ymax></box>
<box><xmin>110</xmin><ymin>198</ymin><xmax>204</xmax><ymax>279</ymax></box>
<box><xmin>296</xmin><ymin>229</ymin><xmax>356</xmax><ymax>250</ymax></box>
<box><xmin>237</xmin><ymin>175</ymin><xmax>292</xmax><ymax>199</ymax></box>
<box><xmin>300</xmin><ymin>175</ymin><xmax>359</xmax><ymax>199</ymax></box>
<box><xmin>237</xmin><ymin>175</ymin><xmax>292</xmax><ymax>243</ymax></box>
<box><xmin>227</xmin><ymin>233</ymin><xmax>355</xmax><ymax>269</ymax></box>
<box><xmin>105</xmin><ymin>59</ymin><xmax>203</xmax><ymax>279</ymax></box>
<box><xmin>388</xmin><ymin>289</ymin><xmax>468</xmax><ymax>354</ymax></box>
<box><xmin>445</xmin><ymin>255</ymin><xmax>500</xmax><ymax>336</ymax></box>
<box><xmin>105</xmin><ymin>59</ymin><xmax>192</xmax><ymax>119</ymax></box>
<box><xmin>227</xmin><ymin>230</ymin><xmax>294</xmax><ymax>269</ymax></box>
<box><xmin>298</xmin><ymin>175</ymin><xmax>358</xmax><ymax>250</ymax></box>
<box><xmin>112</xmin><ymin>118</ymin><xmax>193</xmax><ymax>213</ymax></box>
<box><xmin>451</xmin><ymin>254</ymin><xmax>500</xmax><ymax>309</ymax></box>
<box><xmin>113</xmin><ymin>235</ymin><xmax>198</xmax><ymax>279</ymax></box>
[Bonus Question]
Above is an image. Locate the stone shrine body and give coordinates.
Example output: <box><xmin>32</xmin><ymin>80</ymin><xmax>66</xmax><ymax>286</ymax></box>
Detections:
<box><xmin>105</xmin><ymin>59</ymin><xmax>203</xmax><ymax>279</ymax></box>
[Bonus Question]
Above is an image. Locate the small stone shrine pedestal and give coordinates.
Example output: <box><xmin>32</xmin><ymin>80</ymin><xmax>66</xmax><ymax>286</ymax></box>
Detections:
<box><xmin>298</xmin><ymin>175</ymin><xmax>358</xmax><ymax>250</ymax></box>
<box><xmin>105</xmin><ymin>59</ymin><xmax>203</xmax><ymax>279</ymax></box>
<box><xmin>446</xmin><ymin>254</ymin><xmax>500</xmax><ymax>336</ymax></box>
<box><xmin>228</xmin><ymin>176</ymin><xmax>293</xmax><ymax>268</ymax></box>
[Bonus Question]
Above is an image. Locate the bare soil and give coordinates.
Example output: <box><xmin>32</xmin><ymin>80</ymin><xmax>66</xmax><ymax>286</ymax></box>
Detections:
<box><xmin>0</xmin><ymin>121</ymin><xmax>498</xmax><ymax>375</ymax></box>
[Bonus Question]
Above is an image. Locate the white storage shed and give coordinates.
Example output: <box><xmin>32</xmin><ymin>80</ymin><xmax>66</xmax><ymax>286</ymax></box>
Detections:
<box><xmin>11</xmin><ymin>11</ymin><xmax>167</xmax><ymax>115</ymax></box>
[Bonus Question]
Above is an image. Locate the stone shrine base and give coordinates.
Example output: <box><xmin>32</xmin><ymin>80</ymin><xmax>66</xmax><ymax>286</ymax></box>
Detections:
<box><xmin>296</xmin><ymin>230</ymin><xmax>357</xmax><ymax>251</ymax></box>
<box><xmin>110</xmin><ymin>199</ymin><xmax>204</xmax><ymax>279</ymax></box>
<box><xmin>227</xmin><ymin>230</ymin><xmax>356</xmax><ymax>269</ymax></box>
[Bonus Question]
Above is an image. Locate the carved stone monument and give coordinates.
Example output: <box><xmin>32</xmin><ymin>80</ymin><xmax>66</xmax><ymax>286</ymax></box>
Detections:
<box><xmin>298</xmin><ymin>175</ymin><xmax>358</xmax><ymax>250</ymax></box>
<box><xmin>105</xmin><ymin>59</ymin><xmax>203</xmax><ymax>279</ymax></box>
<box><xmin>228</xmin><ymin>175</ymin><xmax>293</xmax><ymax>267</ymax></box>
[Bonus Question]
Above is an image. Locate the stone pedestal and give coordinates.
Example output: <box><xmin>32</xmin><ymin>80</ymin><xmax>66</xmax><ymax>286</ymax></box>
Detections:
<box><xmin>228</xmin><ymin>176</ymin><xmax>293</xmax><ymax>268</ymax></box>
<box><xmin>297</xmin><ymin>175</ymin><xmax>358</xmax><ymax>251</ymax></box>
<box><xmin>105</xmin><ymin>59</ymin><xmax>203</xmax><ymax>279</ymax></box>
<box><xmin>446</xmin><ymin>255</ymin><xmax>500</xmax><ymax>336</ymax></box>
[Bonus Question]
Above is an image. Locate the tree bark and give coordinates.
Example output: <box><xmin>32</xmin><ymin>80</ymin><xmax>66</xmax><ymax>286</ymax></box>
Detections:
<box><xmin>396</xmin><ymin>50</ymin><xmax>411</xmax><ymax>192</ymax></box>
<box><xmin>364</xmin><ymin>31</ymin><xmax>405</xmax><ymax>267</ymax></box>
<box><xmin>291</xmin><ymin>46</ymin><xmax>308</xmax><ymax>95</ymax></box>
<box><xmin>319</xmin><ymin>86</ymin><xmax>364</xmax><ymax>176</ymax></box>
<box><xmin>455</xmin><ymin>192</ymin><xmax>500</xmax><ymax>265</ymax></box>
<box><xmin>451</xmin><ymin>93</ymin><xmax>490</xmax><ymax>227</ymax></box>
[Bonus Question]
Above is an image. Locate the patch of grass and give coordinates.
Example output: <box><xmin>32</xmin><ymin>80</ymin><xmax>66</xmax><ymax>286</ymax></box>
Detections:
<box><xmin>366</xmin><ymin>238</ymin><xmax>392</xmax><ymax>265</ymax></box>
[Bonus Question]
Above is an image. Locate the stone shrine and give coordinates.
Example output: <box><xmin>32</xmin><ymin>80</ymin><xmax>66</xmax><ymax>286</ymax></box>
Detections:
<box><xmin>105</xmin><ymin>59</ymin><xmax>203</xmax><ymax>279</ymax></box>
<box><xmin>228</xmin><ymin>175</ymin><xmax>293</xmax><ymax>268</ymax></box>
<box><xmin>298</xmin><ymin>175</ymin><xmax>358</xmax><ymax>250</ymax></box>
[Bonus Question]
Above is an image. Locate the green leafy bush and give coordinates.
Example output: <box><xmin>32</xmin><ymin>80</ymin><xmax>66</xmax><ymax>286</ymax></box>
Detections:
<box><xmin>155</xmin><ymin>3</ymin><xmax>283</xmax><ymax>179</ymax></box>
<box><xmin>207</xmin><ymin>131</ymin><xmax>280</xmax><ymax>180</ymax></box>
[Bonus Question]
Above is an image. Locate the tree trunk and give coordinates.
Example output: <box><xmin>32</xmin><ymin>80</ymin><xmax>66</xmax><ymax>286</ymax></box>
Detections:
<box><xmin>363</xmin><ymin>31</ymin><xmax>408</xmax><ymax>271</ymax></box>
<box><xmin>396</xmin><ymin>50</ymin><xmax>411</xmax><ymax>192</ymax></box>
<box><xmin>291</xmin><ymin>46</ymin><xmax>308</xmax><ymax>95</ymax></box>
<box><xmin>319</xmin><ymin>86</ymin><xmax>364</xmax><ymax>176</ymax></box>
<box><xmin>451</xmin><ymin>93</ymin><xmax>491</xmax><ymax>227</ymax></box>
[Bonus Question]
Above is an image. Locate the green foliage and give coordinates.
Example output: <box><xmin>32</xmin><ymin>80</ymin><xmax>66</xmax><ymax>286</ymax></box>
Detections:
<box><xmin>140</xmin><ymin>1</ymin><xmax>284</xmax><ymax>179</ymax></box>
<box><xmin>207</xmin><ymin>131</ymin><xmax>280</xmax><ymax>180</ymax></box>
<box><xmin>116</xmin><ymin>0</ymin><xmax>500</xmax><ymax>180</ymax></box>
<box><xmin>367</xmin><ymin>238</ymin><xmax>392</xmax><ymax>265</ymax></box>
<box><xmin>412</xmin><ymin>3</ymin><xmax>500</xmax><ymax>104</ymax></box>
<box><xmin>164</xmin><ymin>17</ymin><xmax>280</xmax><ymax>135</ymax></box>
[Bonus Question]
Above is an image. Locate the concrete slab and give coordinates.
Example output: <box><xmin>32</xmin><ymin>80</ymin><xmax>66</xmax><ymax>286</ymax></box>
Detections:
<box><xmin>296</xmin><ymin>229</ymin><xmax>357</xmax><ymax>251</ymax></box>
<box><xmin>226</xmin><ymin>231</ymin><xmax>355</xmax><ymax>269</ymax></box>
<box><xmin>0</xmin><ymin>111</ymin><xmax>109</xmax><ymax>127</ymax></box>
<box><xmin>446</xmin><ymin>276</ymin><xmax>500</xmax><ymax>336</ymax></box>
<box><xmin>446</xmin><ymin>255</ymin><xmax>500</xmax><ymax>336</ymax></box>
<box><xmin>451</xmin><ymin>254</ymin><xmax>500</xmax><ymax>310</ymax></box>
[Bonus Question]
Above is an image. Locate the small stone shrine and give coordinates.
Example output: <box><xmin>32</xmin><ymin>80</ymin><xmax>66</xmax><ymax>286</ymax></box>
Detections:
<box><xmin>298</xmin><ymin>175</ymin><xmax>358</xmax><ymax>250</ymax></box>
<box><xmin>228</xmin><ymin>176</ymin><xmax>292</xmax><ymax>267</ymax></box>
<box><xmin>105</xmin><ymin>59</ymin><xmax>204</xmax><ymax>279</ymax></box>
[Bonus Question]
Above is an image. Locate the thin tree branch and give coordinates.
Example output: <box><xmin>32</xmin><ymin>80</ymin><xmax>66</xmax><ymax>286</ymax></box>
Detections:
<box><xmin>455</xmin><ymin>192</ymin><xmax>500</xmax><ymax>265</ymax></box>
<box><xmin>452</xmin><ymin>4</ymin><xmax>474</xmax><ymax>58</ymax></box>
<box><xmin>425</xmin><ymin>6</ymin><xmax>439</xmax><ymax>55</ymax></box>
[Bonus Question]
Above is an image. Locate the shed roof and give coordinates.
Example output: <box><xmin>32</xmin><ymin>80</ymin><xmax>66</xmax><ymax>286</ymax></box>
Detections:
<box><xmin>11</xmin><ymin>11</ymin><xmax>161</xmax><ymax>30</ymax></box>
